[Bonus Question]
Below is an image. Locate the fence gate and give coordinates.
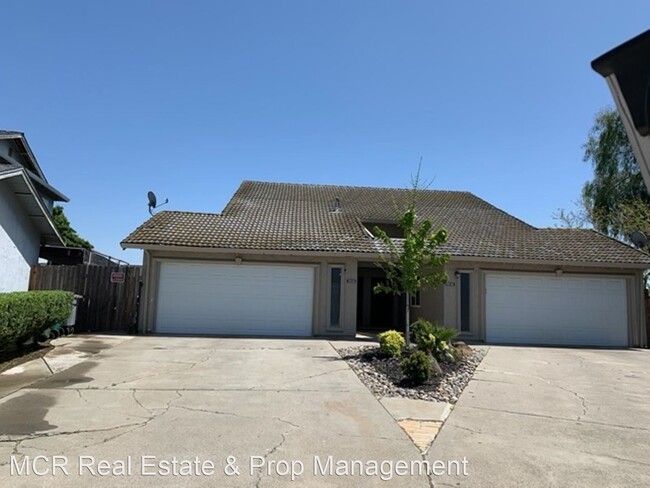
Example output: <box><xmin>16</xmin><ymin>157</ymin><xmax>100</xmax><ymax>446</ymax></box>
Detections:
<box><xmin>29</xmin><ymin>264</ymin><xmax>142</xmax><ymax>333</ymax></box>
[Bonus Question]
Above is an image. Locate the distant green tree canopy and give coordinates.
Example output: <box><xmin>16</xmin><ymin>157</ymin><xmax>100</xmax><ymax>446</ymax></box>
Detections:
<box><xmin>582</xmin><ymin>108</ymin><xmax>650</xmax><ymax>239</ymax></box>
<box><xmin>52</xmin><ymin>205</ymin><xmax>93</xmax><ymax>250</ymax></box>
<box><xmin>553</xmin><ymin>108</ymin><xmax>650</xmax><ymax>253</ymax></box>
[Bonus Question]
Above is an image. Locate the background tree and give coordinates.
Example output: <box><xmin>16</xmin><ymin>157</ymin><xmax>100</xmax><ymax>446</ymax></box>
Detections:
<box><xmin>52</xmin><ymin>206</ymin><xmax>93</xmax><ymax>250</ymax></box>
<box><xmin>581</xmin><ymin>108</ymin><xmax>650</xmax><ymax>239</ymax></box>
<box><xmin>554</xmin><ymin>108</ymin><xmax>650</xmax><ymax>252</ymax></box>
<box><xmin>373</xmin><ymin>167</ymin><xmax>450</xmax><ymax>347</ymax></box>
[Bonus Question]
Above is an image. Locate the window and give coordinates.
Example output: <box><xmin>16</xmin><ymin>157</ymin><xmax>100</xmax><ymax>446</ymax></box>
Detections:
<box><xmin>409</xmin><ymin>290</ymin><xmax>421</xmax><ymax>307</ymax></box>
<box><xmin>458</xmin><ymin>272</ymin><xmax>471</xmax><ymax>332</ymax></box>
<box><xmin>329</xmin><ymin>266</ymin><xmax>343</xmax><ymax>328</ymax></box>
<box><xmin>362</xmin><ymin>222</ymin><xmax>403</xmax><ymax>238</ymax></box>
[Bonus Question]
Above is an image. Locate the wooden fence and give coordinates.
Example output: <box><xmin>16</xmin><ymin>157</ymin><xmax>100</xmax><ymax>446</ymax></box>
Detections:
<box><xmin>29</xmin><ymin>264</ymin><xmax>142</xmax><ymax>333</ymax></box>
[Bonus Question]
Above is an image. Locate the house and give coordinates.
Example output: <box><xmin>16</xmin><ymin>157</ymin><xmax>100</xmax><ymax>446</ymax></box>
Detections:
<box><xmin>121</xmin><ymin>181</ymin><xmax>650</xmax><ymax>347</ymax></box>
<box><xmin>0</xmin><ymin>130</ymin><xmax>68</xmax><ymax>292</ymax></box>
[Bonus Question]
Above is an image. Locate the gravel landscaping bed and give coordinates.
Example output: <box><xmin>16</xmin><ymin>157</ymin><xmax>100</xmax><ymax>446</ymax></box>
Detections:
<box><xmin>338</xmin><ymin>345</ymin><xmax>486</xmax><ymax>403</ymax></box>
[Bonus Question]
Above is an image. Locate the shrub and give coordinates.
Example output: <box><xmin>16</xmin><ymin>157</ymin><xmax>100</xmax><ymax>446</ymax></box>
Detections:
<box><xmin>410</xmin><ymin>318</ymin><xmax>459</xmax><ymax>362</ymax></box>
<box><xmin>400</xmin><ymin>350</ymin><xmax>430</xmax><ymax>385</ymax></box>
<box><xmin>377</xmin><ymin>330</ymin><xmax>405</xmax><ymax>357</ymax></box>
<box><xmin>0</xmin><ymin>291</ymin><xmax>73</xmax><ymax>353</ymax></box>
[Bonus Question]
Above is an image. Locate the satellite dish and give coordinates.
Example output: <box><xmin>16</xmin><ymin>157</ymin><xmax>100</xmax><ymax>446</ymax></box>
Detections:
<box><xmin>630</xmin><ymin>230</ymin><xmax>648</xmax><ymax>248</ymax></box>
<box><xmin>147</xmin><ymin>191</ymin><xmax>169</xmax><ymax>215</ymax></box>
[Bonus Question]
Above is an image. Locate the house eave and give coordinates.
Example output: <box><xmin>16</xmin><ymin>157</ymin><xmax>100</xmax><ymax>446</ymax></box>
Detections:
<box><xmin>0</xmin><ymin>169</ymin><xmax>65</xmax><ymax>246</ymax></box>
<box><xmin>121</xmin><ymin>242</ymin><xmax>650</xmax><ymax>269</ymax></box>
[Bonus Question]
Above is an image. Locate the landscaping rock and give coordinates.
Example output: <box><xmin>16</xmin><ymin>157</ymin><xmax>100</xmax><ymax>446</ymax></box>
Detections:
<box><xmin>338</xmin><ymin>345</ymin><xmax>485</xmax><ymax>404</ymax></box>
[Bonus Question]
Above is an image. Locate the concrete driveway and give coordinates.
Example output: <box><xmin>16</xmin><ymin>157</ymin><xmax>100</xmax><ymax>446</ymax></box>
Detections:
<box><xmin>1</xmin><ymin>338</ymin><xmax>649</xmax><ymax>487</ymax></box>
<box><xmin>0</xmin><ymin>336</ymin><xmax>434</xmax><ymax>487</ymax></box>
<box><xmin>429</xmin><ymin>346</ymin><xmax>650</xmax><ymax>488</ymax></box>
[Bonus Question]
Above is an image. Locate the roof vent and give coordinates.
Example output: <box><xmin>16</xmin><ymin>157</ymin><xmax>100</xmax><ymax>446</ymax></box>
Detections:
<box><xmin>332</xmin><ymin>197</ymin><xmax>342</xmax><ymax>213</ymax></box>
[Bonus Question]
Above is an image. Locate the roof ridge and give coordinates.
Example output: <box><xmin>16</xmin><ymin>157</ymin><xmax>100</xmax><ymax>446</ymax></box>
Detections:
<box><xmin>156</xmin><ymin>210</ymin><xmax>222</xmax><ymax>217</ymax></box>
<box><xmin>240</xmin><ymin>179</ymin><xmax>473</xmax><ymax>195</ymax></box>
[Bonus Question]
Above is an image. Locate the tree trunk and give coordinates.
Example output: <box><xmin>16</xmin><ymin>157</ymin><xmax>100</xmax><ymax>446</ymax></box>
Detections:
<box><xmin>405</xmin><ymin>292</ymin><xmax>411</xmax><ymax>348</ymax></box>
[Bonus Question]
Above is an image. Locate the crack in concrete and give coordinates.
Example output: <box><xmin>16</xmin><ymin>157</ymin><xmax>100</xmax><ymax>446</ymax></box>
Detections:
<box><xmin>100</xmin><ymin>353</ymin><xmax>213</xmax><ymax>389</ymax></box>
<box><xmin>0</xmin><ymin>439</ymin><xmax>25</xmax><ymax>468</ymax></box>
<box><xmin>173</xmin><ymin>405</ymin><xmax>302</xmax><ymax>430</ymax></box>
<box><xmin>450</xmin><ymin>425</ymin><xmax>485</xmax><ymax>436</ymax></box>
<box><xmin>0</xmin><ymin>388</ymin><xmax>183</xmax><ymax>461</ymax></box>
<box><xmin>40</xmin><ymin>356</ymin><xmax>54</xmax><ymax>375</ymax></box>
<box><xmin>169</xmin><ymin>403</ymin><xmax>300</xmax><ymax>488</ymax></box>
<box><xmin>334</xmin><ymin>433</ymin><xmax>404</xmax><ymax>441</ymax></box>
<box><xmin>77</xmin><ymin>389</ymin><xmax>181</xmax><ymax>451</ymax></box>
<box><xmin>255</xmin><ymin>431</ymin><xmax>290</xmax><ymax>488</ymax></box>
<box><xmin>26</xmin><ymin>386</ymin><xmax>356</xmax><ymax>393</ymax></box>
<box><xmin>582</xmin><ymin>451</ymin><xmax>650</xmax><ymax>467</ymax></box>
<box><xmin>274</xmin><ymin>367</ymin><xmax>350</xmax><ymax>386</ymax></box>
<box><xmin>0</xmin><ymin>421</ymin><xmax>147</xmax><ymax>444</ymax></box>
<box><xmin>421</xmin><ymin>452</ymin><xmax>436</xmax><ymax>488</ymax></box>
<box><xmin>460</xmin><ymin>404</ymin><xmax>650</xmax><ymax>432</ymax></box>
<box><xmin>478</xmin><ymin>368</ymin><xmax>588</xmax><ymax>421</ymax></box>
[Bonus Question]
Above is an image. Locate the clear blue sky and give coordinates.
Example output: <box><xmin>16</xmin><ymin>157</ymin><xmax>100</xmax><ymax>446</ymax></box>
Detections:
<box><xmin>1</xmin><ymin>1</ymin><xmax>647</xmax><ymax>263</ymax></box>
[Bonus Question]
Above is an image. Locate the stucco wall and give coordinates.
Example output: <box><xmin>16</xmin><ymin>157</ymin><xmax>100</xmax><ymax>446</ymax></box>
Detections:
<box><xmin>411</xmin><ymin>285</ymin><xmax>444</xmax><ymax>325</ymax></box>
<box><xmin>0</xmin><ymin>181</ymin><xmax>40</xmax><ymax>292</ymax></box>
<box><xmin>141</xmin><ymin>249</ymin><xmax>358</xmax><ymax>337</ymax></box>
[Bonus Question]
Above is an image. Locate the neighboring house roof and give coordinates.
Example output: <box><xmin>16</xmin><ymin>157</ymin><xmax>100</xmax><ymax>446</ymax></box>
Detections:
<box><xmin>0</xmin><ymin>167</ymin><xmax>64</xmax><ymax>246</ymax></box>
<box><xmin>121</xmin><ymin>181</ymin><xmax>650</xmax><ymax>266</ymax></box>
<box><xmin>0</xmin><ymin>130</ymin><xmax>70</xmax><ymax>246</ymax></box>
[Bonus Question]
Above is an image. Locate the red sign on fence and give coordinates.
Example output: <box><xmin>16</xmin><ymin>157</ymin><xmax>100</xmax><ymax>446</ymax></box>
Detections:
<box><xmin>110</xmin><ymin>271</ymin><xmax>125</xmax><ymax>283</ymax></box>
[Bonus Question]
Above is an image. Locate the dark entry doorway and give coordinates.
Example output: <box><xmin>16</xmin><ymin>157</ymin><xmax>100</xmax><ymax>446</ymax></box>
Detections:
<box><xmin>357</xmin><ymin>267</ymin><xmax>405</xmax><ymax>333</ymax></box>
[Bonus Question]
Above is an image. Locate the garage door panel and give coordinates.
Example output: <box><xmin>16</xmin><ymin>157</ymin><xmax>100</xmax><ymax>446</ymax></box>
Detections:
<box><xmin>486</xmin><ymin>273</ymin><xmax>628</xmax><ymax>347</ymax></box>
<box><xmin>156</xmin><ymin>262</ymin><xmax>314</xmax><ymax>336</ymax></box>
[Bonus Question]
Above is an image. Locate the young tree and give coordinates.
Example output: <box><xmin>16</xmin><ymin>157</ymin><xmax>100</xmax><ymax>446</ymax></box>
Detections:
<box><xmin>372</xmin><ymin>168</ymin><xmax>450</xmax><ymax>347</ymax></box>
<box><xmin>52</xmin><ymin>205</ymin><xmax>93</xmax><ymax>250</ymax></box>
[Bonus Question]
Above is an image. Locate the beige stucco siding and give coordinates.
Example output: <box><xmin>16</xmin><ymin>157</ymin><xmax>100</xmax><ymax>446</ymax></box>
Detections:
<box><xmin>410</xmin><ymin>285</ymin><xmax>444</xmax><ymax>325</ymax></box>
<box><xmin>140</xmin><ymin>249</ymin><xmax>358</xmax><ymax>337</ymax></box>
<box><xmin>137</xmin><ymin>248</ymin><xmax>646</xmax><ymax>347</ymax></box>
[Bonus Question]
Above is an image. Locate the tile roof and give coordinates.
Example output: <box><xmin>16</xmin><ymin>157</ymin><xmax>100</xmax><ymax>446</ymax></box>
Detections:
<box><xmin>121</xmin><ymin>181</ymin><xmax>650</xmax><ymax>266</ymax></box>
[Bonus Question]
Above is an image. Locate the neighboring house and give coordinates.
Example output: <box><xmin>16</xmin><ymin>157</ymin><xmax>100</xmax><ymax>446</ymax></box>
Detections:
<box><xmin>122</xmin><ymin>181</ymin><xmax>650</xmax><ymax>347</ymax></box>
<box><xmin>0</xmin><ymin>130</ymin><xmax>68</xmax><ymax>292</ymax></box>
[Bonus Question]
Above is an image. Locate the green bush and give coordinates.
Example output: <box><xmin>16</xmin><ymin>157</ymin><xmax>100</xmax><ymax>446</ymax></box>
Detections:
<box><xmin>377</xmin><ymin>330</ymin><xmax>405</xmax><ymax>357</ymax></box>
<box><xmin>400</xmin><ymin>350</ymin><xmax>431</xmax><ymax>385</ymax></box>
<box><xmin>410</xmin><ymin>318</ymin><xmax>459</xmax><ymax>362</ymax></box>
<box><xmin>0</xmin><ymin>291</ymin><xmax>73</xmax><ymax>353</ymax></box>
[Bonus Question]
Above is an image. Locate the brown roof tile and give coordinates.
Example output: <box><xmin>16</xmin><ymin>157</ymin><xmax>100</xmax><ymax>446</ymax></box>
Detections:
<box><xmin>121</xmin><ymin>181</ymin><xmax>650</xmax><ymax>266</ymax></box>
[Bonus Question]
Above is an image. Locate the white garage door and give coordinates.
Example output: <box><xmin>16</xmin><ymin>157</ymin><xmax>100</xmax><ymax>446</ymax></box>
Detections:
<box><xmin>155</xmin><ymin>262</ymin><xmax>314</xmax><ymax>336</ymax></box>
<box><xmin>486</xmin><ymin>273</ymin><xmax>628</xmax><ymax>347</ymax></box>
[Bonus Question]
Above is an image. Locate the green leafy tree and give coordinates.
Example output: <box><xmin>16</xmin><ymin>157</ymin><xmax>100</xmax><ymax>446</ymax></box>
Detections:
<box><xmin>581</xmin><ymin>108</ymin><xmax>650</xmax><ymax>238</ymax></box>
<box><xmin>52</xmin><ymin>206</ymin><xmax>93</xmax><ymax>250</ymax></box>
<box><xmin>373</xmin><ymin>167</ymin><xmax>450</xmax><ymax>347</ymax></box>
<box><xmin>554</xmin><ymin>108</ymin><xmax>650</xmax><ymax>253</ymax></box>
